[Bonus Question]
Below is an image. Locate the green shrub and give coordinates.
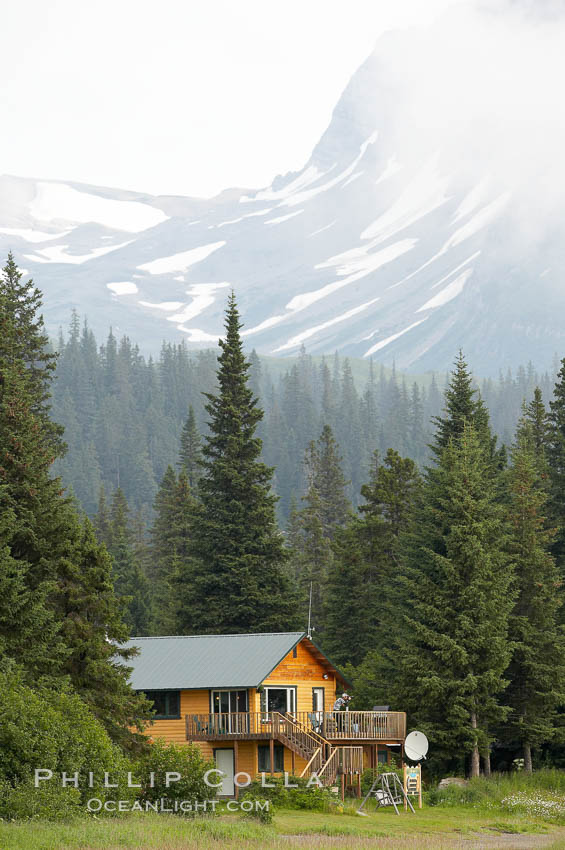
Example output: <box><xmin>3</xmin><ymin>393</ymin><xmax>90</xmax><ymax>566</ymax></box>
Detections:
<box><xmin>241</xmin><ymin>775</ymin><xmax>337</xmax><ymax>811</ymax></box>
<box><xmin>426</xmin><ymin>769</ymin><xmax>565</xmax><ymax>823</ymax></box>
<box><xmin>0</xmin><ymin>671</ymin><xmax>134</xmax><ymax>818</ymax></box>
<box><xmin>0</xmin><ymin>779</ymin><xmax>82</xmax><ymax>821</ymax></box>
<box><xmin>241</xmin><ymin>801</ymin><xmax>274</xmax><ymax>824</ymax></box>
<box><xmin>136</xmin><ymin>739</ymin><xmax>214</xmax><ymax>810</ymax></box>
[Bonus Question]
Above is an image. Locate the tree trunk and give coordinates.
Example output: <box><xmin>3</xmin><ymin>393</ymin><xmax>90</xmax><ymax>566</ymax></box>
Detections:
<box><xmin>483</xmin><ymin>750</ymin><xmax>491</xmax><ymax>777</ymax></box>
<box><xmin>524</xmin><ymin>743</ymin><xmax>533</xmax><ymax>773</ymax></box>
<box><xmin>470</xmin><ymin>712</ymin><xmax>480</xmax><ymax>778</ymax></box>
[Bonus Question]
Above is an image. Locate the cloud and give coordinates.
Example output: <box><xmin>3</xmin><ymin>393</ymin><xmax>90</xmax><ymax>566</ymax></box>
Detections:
<box><xmin>368</xmin><ymin>0</ymin><xmax>565</xmax><ymax>248</ymax></box>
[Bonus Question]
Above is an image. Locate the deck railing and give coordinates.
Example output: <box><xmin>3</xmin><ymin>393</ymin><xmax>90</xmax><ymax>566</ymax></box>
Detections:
<box><xmin>317</xmin><ymin>747</ymin><xmax>364</xmax><ymax>785</ymax></box>
<box><xmin>185</xmin><ymin>710</ymin><xmax>405</xmax><ymax>742</ymax></box>
<box><xmin>297</xmin><ymin>710</ymin><xmax>406</xmax><ymax>741</ymax></box>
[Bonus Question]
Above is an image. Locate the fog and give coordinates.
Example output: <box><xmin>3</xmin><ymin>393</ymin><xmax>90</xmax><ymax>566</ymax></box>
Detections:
<box><xmin>371</xmin><ymin>0</ymin><xmax>565</xmax><ymax>247</ymax></box>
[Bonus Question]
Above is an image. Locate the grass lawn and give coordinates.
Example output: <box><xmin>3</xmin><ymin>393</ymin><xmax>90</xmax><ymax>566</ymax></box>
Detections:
<box><xmin>2</xmin><ymin>805</ymin><xmax>565</xmax><ymax>850</ymax></box>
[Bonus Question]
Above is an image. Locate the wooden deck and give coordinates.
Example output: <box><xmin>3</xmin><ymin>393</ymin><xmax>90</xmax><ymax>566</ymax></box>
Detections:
<box><xmin>185</xmin><ymin>710</ymin><xmax>405</xmax><ymax>743</ymax></box>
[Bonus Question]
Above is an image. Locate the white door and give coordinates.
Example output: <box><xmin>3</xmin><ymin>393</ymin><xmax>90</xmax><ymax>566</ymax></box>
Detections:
<box><xmin>215</xmin><ymin>749</ymin><xmax>234</xmax><ymax>796</ymax></box>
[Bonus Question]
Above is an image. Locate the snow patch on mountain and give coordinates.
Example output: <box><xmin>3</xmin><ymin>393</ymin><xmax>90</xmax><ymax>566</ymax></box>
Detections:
<box><xmin>265</xmin><ymin>210</ymin><xmax>304</xmax><ymax>225</ymax></box>
<box><xmin>166</xmin><ymin>282</ymin><xmax>230</xmax><ymax>326</ymax></box>
<box><xmin>29</xmin><ymin>183</ymin><xmax>168</xmax><ymax>232</ymax></box>
<box><xmin>308</xmin><ymin>221</ymin><xmax>336</xmax><ymax>237</ymax></box>
<box><xmin>0</xmin><ymin>226</ymin><xmax>73</xmax><ymax>243</ymax></box>
<box><xmin>215</xmin><ymin>209</ymin><xmax>273</xmax><ymax>228</ymax></box>
<box><xmin>138</xmin><ymin>300</ymin><xmax>184</xmax><ymax>310</ymax></box>
<box><xmin>417</xmin><ymin>268</ymin><xmax>473</xmax><ymax>312</ymax></box>
<box><xmin>361</xmin><ymin>156</ymin><xmax>449</xmax><ymax>243</ymax></box>
<box><xmin>364</xmin><ymin>318</ymin><xmax>428</xmax><ymax>357</ymax></box>
<box><xmin>315</xmin><ymin>237</ymin><xmax>417</xmax><ymax>279</ymax></box>
<box><xmin>441</xmin><ymin>193</ymin><xmax>511</xmax><ymax>251</ymax></box>
<box><xmin>107</xmin><ymin>282</ymin><xmax>138</xmax><ymax>295</ymax></box>
<box><xmin>241</xmin><ymin>164</ymin><xmax>328</xmax><ymax>204</ymax></box>
<box><xmin>274</xmin><ymin>296</ymin><xmax>381</xmax><ymax>353</ymax></box>
<box><xmin>453</xmin><ymin>179</ymin><xmax>490</xmax><ymax>223</ymax></box>
<box><xmin>137</xmin><ymin>242</ymin><xmax>226</xmax><ymax>274</ymax></box>
<box><xmin>281</xmin><ymin>131</ymin><xmax>379</xmax><ymax>208</ymax></box>
<box><xmin>25</xmin><ymin>240</ymin><xmax>132</xmax><ymax>264</ymax></box>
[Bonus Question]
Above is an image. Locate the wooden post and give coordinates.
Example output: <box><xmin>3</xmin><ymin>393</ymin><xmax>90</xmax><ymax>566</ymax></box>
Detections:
<box><xmin>357</xmin><ymin>773</ymin><xmax>361</xmax><ymax>798</ymax></box>
<box><xmin>340</xmin><ymin>773</ymin><xmax>345</xmax><ymax>802</ymax></box>
<box><xmin>403</xmin><ymin>764</ymin><xmax>407</xmax><ymax>811</ymax></box>
<box><xmin>234</xmin><ymin>741</ymin><xmax>239</xmax><ymax>800</ymax></box>
<box><xmin>291</xmin><ymin>749</ymin><xmax>295</xmax><ymax>775</ymax></box>
<box><xmin>270</xmin><ymin>738</ymin><xmax>275</xmax><ymax>775</ymax></box>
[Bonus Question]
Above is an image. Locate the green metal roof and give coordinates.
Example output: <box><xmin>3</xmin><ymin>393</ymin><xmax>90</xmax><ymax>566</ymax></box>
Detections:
<box><xmin>123</xmin><ymin>632</ymin><xmax>306</xmax><ymax>691</ymax></box>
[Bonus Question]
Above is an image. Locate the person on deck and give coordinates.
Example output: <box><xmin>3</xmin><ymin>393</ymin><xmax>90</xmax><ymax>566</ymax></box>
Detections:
<box><xmin>333</xmin><ymin>693</ymin><xmax>351</xmax><ymax>732</ymax></box>
<box><xmin>333</xmin><ymin>693</ymin><xmax>350</xmax><ymax>711</ymax></box>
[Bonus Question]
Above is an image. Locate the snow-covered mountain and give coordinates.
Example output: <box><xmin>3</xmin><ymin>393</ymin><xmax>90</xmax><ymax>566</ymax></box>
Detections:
<box><xmin>1</xmin><ymin>5</ymin><xmax>564</xmax><ymax>375</ymax></box>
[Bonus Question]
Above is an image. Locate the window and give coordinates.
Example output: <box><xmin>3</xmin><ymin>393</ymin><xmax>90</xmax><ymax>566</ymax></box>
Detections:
<box><xmin>260</xmin><ymin>687</ymin><xmax>296</xmax><ymax>716</ymax></box>
<box><xmin>211</xmin><ymin>690</ymin><xmax>248</xmax><ymax>714</ymax></box>
<box><xmin>143</xmin><ymin>690</ymin><xmax>180</xmax><ymax>719</ymax></box>
<box><xmin>258</xmin><ymin>745</ymin><xmax>284</xmax><ymax>772</ymax></box>
<box><xmin>377</xmin><ymin>750</ymin><xmax>389</xmax><ymax>764</ymax></box>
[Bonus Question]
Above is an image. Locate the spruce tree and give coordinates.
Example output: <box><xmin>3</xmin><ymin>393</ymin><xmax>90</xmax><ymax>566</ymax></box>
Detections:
<box><xmin>525</xmin><ymin>387</ymin><xmax>550</xmax><ymax>468</ymax></box>
<box><xmin>0</xmin><ymin>254</ymin><xmax>64</xmax><ymax>454</ymax></box>
<box><xmin>0</xmin><ymin>489</ymin><xmax>63</xmax><ymax>676</ymax></box>
<box><xmin>157</xmin><ymin>470</ymin><xmax>197</xmax><ymax>634</ymax></box>
<box><xmin>294</xmin><ymin>484</ymin><xmax>333</xmax><ymax>636</ymax></box>
<box><xmin>306</xmin><ymin>425</ymin><xmax>351</xmax><ymax>540</ymax></box>
<box><xmin>0</xmin><ymin>255</ymin><xmax>151</xmax><ymax>745</ymax></box>
<box><xmin>150</xmin><ymin>465</ymin><xmax>198</xmax><ymax>633</ymax></box>
<box><xmin>386</xmin><ymin>423</ymin><xmax>514</xmax><ymax>775</ymax></box>
<box><xmin>178</xmin><ymin>405</ymin><xmax>203</xmax><ymax>490</ymax></box>
<box><xmin>151</xmin><ymin>465</ymin><xmax>178</xmax><ymax>582</ymax></box>
<box><xmin>107</xmin><ymin>488</ymin><xmax>151</xmax><ymax>635</ymax></box>
<box><xmin>324</xmin><ymin>450</ymin><xmax>419</xmax><ymax>667</ymax></box>
<box><xmin>178</xmin><ymin>293</ymin><xmax>295</xmax><ymax>633</ymax></box>
<box><xmin>547</xmin><ymin>361</ymin><xmax>565</xmax><ymax>569</ymax></box>
<box><xmin>503</xmin><ymin>423</ymin><xmax>565</xmax><ymax>771</ymax></box>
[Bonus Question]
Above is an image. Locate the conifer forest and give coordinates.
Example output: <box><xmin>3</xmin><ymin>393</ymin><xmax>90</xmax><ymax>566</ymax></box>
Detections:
<box><xmin>4</xmin><ymin>253</ymin><xmax>565</xmax><ymax>779</ymax></box>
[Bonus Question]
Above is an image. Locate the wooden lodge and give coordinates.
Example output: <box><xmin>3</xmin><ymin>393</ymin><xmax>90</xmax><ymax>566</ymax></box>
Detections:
<box><xmin>125</xmin><ymin>631</ymin><xmax>406</xmax><ymax>796</ymax></box>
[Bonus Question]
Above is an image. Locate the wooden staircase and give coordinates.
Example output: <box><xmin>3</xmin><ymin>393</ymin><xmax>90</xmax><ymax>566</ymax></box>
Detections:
<box><xmin>270</xmin><ymin>712</ymin><xmax>362</xmax><ymax>786</ymax></box>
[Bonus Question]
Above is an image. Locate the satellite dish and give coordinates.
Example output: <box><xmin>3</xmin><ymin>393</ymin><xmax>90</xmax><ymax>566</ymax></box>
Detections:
<box><xmin>404</xmin><ymin>731</ymin><xmax>429</xmax><ymax>761</ymax></box>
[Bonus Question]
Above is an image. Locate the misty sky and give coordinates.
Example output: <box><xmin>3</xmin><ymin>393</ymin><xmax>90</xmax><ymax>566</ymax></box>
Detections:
<box><xmin>1</xmin><ymin>0</ymin><xmax>465</xmax><ymax>198</ymax></box>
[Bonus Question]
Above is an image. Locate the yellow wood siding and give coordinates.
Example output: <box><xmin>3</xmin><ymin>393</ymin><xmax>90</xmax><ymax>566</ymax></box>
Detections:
<box><xmin>147</xmin><ymin>689</ymin><xmax>209</xmax><ymax>743</ymax></box>
<box><xmin>256</xmin><ymin>641</ymin><xmax>337</xmax><ymax>713</ymax></box>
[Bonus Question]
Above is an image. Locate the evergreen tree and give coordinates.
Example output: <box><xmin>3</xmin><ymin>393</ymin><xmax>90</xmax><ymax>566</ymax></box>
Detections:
<box><xmin>0</xmin><ymin>255</ymin><xmax>150</xmax><ymax>745</ymax></box>
<box><xmin>524</xmin><ymin>387</ymin><xmax>550</xmax><ymax>475</ymax></box>
<box><xmin>156</xmin><ymin>470</ymin><xmax>197</xmax><ymax>634</ymax></box>
<box><xmin>93</xmin><ymin>486</ymin><xmax>111</xmax><ymax>546</ymax></box>
<box><xmin>294</xmin><ymin>483</ymin><xmax>333</xmax><ymax>636</ymax></box>
<box><xmin>106</xmin><ymin>488</ymin><xmax>151</xmax><ymax>635</ymax></box>
<box><xmin>56</xmin><ymin>513</ymin><xmax>151</xmax><ymax>748</ymax></box>
<box><xmin>306</xmin><ymin>425</ymin><xmax>351</xmax><ymax>540</ymax></box>
<box><xmin>0</xmin><ymin>254</ymin><xmax>64</xmax><ymax>454</ymax></box>
<box><xmin>547</xmin><ymin>363</ymin><xmax>565</xmax><ymax>570</ymax></box>
<box><xmin>0</xmin><ymin>489</ymin><xmax>63</xmax><ymax>676</ymax></box>
<box><xmin>432</xmin><ymin>351</ymin><xmax>504</xmax><ymax>472</ymax></box>
<box><xmin>503</xmin><ymin>423</ymin><xmax>565</xmax><ymax>771</ymax></box>
<box><xmin>385</xmin><ymin>423</ymin><xmax>514</xmax><ymax>775</ymax></box>
<box><xmin>178</xmin><ymin>405</ymin><xmax>203</xmax><ymax>490</ymax></box>
<box><xmin>324</xmin><ymin>450</ymin><xmax>419</xmax><ymax>667</ymax></box>
<box><xmin>177</xmin><ymin>294</ymin><xmax>295</xmax><ymax>633</ymax></box>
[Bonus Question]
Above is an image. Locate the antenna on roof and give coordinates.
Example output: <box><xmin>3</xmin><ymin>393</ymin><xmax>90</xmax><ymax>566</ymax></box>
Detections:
<box><xmin>307</xmin><ymin>581</ymin><xmax>313</xmax><ymax>639</ymax></box>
